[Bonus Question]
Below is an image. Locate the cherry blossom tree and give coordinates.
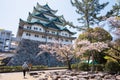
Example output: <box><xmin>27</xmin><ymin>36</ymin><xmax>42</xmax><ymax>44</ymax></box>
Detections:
<box><xmin>75</xmin><ymin>27</ymin><xmax>112</xmax><ymax>71</ymax></box>
<box><xmin>75</xmin><ymin>39</ymin><xmax>109</xmax><ymax>71</ymax></box>
<box><xmin>107</xmin><ymin>16</ymin><xmax>120</xmax><ymax>38</ymax></box>
<box><xmin>39</xmin><ymin>43</ymin><xmax>76</xmax><ymax>70</ymax></box>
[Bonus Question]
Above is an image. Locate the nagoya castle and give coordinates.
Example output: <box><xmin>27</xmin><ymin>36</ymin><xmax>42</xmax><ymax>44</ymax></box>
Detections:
<box><xmin>17</xmin><ymin>3</ymin><xmax>76</xmax><ymax>45</ymax></box>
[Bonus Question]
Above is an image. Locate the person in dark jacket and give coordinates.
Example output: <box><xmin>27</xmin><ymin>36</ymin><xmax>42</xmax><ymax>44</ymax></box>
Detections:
<box><xmin>22</xmin><ymin>62</ymin><xmax>28</xmax><ymax>78</ymax></box>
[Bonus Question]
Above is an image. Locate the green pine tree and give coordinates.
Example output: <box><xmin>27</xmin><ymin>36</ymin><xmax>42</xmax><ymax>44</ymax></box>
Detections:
<box><xmin>106</xmin><ymin>1</ymin><xmax>120</xmax><ymax>17</ymax></box>
<box><xmin>70</xmin><ymin>0</ymin><xmax>109</xmax><ymax>29</ymax></box>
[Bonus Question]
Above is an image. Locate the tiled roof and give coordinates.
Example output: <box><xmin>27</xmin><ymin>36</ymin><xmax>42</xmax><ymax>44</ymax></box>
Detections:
<box><xmin>20</xmin><ymin>19</ymin><xmax>46</xmax><ymax>26</ymax></box>
<box><xmin>37</xmin><ymin>3</ymin><xmax>57</xmax><ymax>13</ymax></box>
<box><xmin>35</xmin><ymin>13</ymin><xmax>48</xmax><ymax>19</ymax></box>
<box><xmin>60</xmin><ymin>27</ymin><xmax>76</xmax><ymax>34</ymax></box>
<box><xmin>20</xmin><ymin>19</ymin><xmax>76</xmax><ymax>34</ymax></box>
<box><xmin>53</xmin><ymin>18</ymin><xmax>62</xmax><ymax>23</ymax></box>
<box><xmin>46</xmin><ymin>22</ymin><xmax>60</xmax><ymax>30</ymax></box>
<box><xmin>34</xmin><ymin>7</ymin><xmax>56</xmax><ymax>17</ymax></box>
<box><xmin>43</xmin><ymin>4</ymin><xmax>51</xmax><ymax>10</ymax></box>
<box><xmin>20</xmin><ymin>3</ymin><xmax>76</xmax><ymax>35</ymax></box>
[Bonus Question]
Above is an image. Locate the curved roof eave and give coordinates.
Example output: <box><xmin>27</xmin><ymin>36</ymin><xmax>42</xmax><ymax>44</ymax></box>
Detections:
<box><xmin>28</xmin><ymin>13</ymin><xmax>62</xmax><ymax>25</ymax></box>
<box><xmin>19</xmin><ymin>19</ymin><xmax>46</xmax><ymax>27</ymax></box>
<box><xmin>46</xmin><ymin>22</ymin><xmax>60</xmax><ymax>30</ymax></box>
<box><xmin>30</xmin><ymin>13</ymin><xmax>49</xmax><ymax>22</ymax></box>
<box><xmin>35</xmin><ymin>13</ymin><xmax>49</xmax><ymax>19</ymax></box>
<box><xmin>36</xmin><ymin>3</ymin><xmax>58</xmax><ymax>13</ymax></box>
<box><xmin>33</xmin><ymin>7</ymin><xmax>56</xmax><ymax>17</ymax></box>
<box><xmin>60</xmin><ymin>27</ymin><xmax>76</xmax><ymax>34</ymax></box>
<box><xmin>52</xmin><ymin>17</ymin><xmax>62</xmax><ymax>23</ymax></box>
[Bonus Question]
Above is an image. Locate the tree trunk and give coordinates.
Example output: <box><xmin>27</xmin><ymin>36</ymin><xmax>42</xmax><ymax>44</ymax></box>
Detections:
<box><xmin>67</xmin><ymin>59</ymin><xmax>72</xmax><ymax>70</ymax></box>
<box><xmin>91</xmin><ymin>53</ymin><xmax>95</xmax><ymax>72</ymax></box>
<box><xmin>87</xmin><ymin>53</ymin><xmax>91</xmax><ymax>70</ymax></box>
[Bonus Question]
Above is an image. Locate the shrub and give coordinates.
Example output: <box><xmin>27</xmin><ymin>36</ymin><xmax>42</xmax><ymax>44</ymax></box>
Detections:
<box><xmin>72</xmin><ymin>62</ymin><xmax>90</xmax><ymax>71</ymax></box>
<box><xmin>71</xmin><ymin>63</ymin><xmax>78</xmax><ymax>69</ymax></box>
<box><xmin>0</xmin><ymin>65</ymin><xmax>48</xmax><ymax>73</ymax></box>
<box><xmin>32</xmin><ymin>65</ymin><xmax>47</xmax><ymax>70</ymax></box>
<box><xmin>105</xmin><ymin>60</ymin><xmax>120</xmax><ymax>74</ymax></box>
<box><xmin>78</xmin><ymin>62</ymin><xmax>89</xmax><ymax>71</ymax></box>
<box><xmin>93</xmin><ymin>64</ymin><xmax>104</xmax><ymax>71</ymax></box>
<box><xmin>72</xmin><ymin>63</ymin><xmax>106</xmax><ymax>72</ymax></box>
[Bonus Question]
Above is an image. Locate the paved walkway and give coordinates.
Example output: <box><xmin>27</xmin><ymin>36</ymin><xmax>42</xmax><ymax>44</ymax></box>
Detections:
<box><xmin>0</xmin><ymin>69</ymin><xmax>66</xmax><ymax>80</ymax></box>
<box><xmin>0</xmin><ymin>72</ymin><xmax>36</xmax><ymax>80</ymax></box>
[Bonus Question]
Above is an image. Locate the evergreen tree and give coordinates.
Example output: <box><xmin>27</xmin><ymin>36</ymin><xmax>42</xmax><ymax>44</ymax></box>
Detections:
<box><xmin>70</xmin><ymin>0</ymin><xmax>109</xmax><ymax>29</ymax></box>
<box><xmin>106</xmin><ymin>1</ymin><xmax>120</xmax><ymax>17</ymax></box>
<box><xmin>106</xmin><ymin>0</ymin><xmax>120</xmax><ymax>36</ymax></box>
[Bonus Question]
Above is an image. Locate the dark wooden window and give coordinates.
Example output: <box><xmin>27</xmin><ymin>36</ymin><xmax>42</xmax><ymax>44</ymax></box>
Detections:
<box><xmin>27</xmin><ymin>26</ymin><xmax>31</xmax><ymax>29</ymax></box>
<box><xmin>48</xmin><ymin>37</ymin><xmax>52</xmax><ymax>40</ymax></box>
<box><xmin>26</xmin><ymin>33</ymin><xmax>31</xmax><ymax>36</ymax></box>
<box><xmin>66</xmin><ymin>39</ymin><xmax>68</xmax><ymax>42</ymax></box>
<box><xmin>34</xmin><ymin>27</ymin><xmax>38</xmax><ymax>30</ymax></box>
<box><xmin>35</xmin><ymin>34</ymin><xmax>39</xmax><ymax>37</ymax></box>
<box><xmin>42</xmin><ymin>35</ymin><xmax>46</xmax><ymax>38</ymax></box>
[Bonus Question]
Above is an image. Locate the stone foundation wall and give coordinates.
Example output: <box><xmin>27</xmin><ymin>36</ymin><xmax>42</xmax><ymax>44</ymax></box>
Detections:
<box><xmin>7</xmin><ymin>39</ymin><xmax>64</xmax><ymax>66</ymax></box>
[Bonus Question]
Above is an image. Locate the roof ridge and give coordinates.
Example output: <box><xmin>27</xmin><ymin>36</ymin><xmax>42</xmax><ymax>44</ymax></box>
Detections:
<box><xmin>36</xmin><ymin>3</ymin><xmax>58</xmax><ymax>13</ymax></box>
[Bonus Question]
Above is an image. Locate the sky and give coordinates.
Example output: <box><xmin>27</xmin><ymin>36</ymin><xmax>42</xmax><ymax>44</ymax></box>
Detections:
<box><xmin>0</xmin><ymin>0</ymin><xmax>116</xmax><ymax>37</ymax></box>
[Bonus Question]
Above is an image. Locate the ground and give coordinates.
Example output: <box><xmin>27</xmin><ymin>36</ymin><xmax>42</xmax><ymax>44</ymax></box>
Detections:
<box><xmin>0</xmin><ymin>70</ymin><xmax>65</xmax><ymax>80</ymax></box>
<box><xmin>0</xmin><ymin>72</ymin><xmax>36</xmax><ymax>80</ymax></box>
<box><xmin>0</xmin><ymin>69</ymin><xmax>120</xmax><ymax>80</ymax></box>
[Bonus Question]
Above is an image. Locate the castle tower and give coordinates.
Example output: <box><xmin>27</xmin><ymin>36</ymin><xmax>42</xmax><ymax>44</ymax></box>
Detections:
<box><xmin>17</xmin><ymin>3</ymin><xmax>76</xmax><ymax>44</ymax></box>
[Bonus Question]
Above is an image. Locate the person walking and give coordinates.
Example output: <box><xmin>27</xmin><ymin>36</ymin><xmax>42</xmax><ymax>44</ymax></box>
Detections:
<box><xmin>28</xmin><ymin>63</ymin><xmax>32</xmax><ymax>72</ymax></box>
<box><xmin>22</xmin><ymin>62</ymin><xmax>28</xmax><ymax>78</ymax></box>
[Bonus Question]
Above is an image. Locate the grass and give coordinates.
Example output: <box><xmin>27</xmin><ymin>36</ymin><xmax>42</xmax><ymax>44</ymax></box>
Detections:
<box><xmin>0</xmin><ymin>65</ymin><xmax>47</xmax><ymax>73</ymax></box>
<box><xmin>0</xmin><ymin>65</ymin><xmax>67</xmax><ymax>73</ymax></box>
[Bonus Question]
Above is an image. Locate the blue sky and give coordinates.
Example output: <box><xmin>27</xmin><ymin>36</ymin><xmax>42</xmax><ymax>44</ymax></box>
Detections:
<box><xmin>0</xmin><ymin>0</ymin><xmax>116</xmax><ymax>37</ymax></box>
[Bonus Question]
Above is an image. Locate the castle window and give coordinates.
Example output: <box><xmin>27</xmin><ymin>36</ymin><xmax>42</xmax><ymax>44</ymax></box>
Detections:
<box><xmin>42</xmin><ymin>35</ymin><xmax>46</xmax><ymax>38</ymax></box>
<box><xmin>48</xmin><ymin>37</ymin><xmax>52</xmax><ymax>40</ymax></box>
<box><xmin>65</xmin><ymin>34</ymin><xmax>67</xmax><ymax>36</ymax></box>
<box><xmin>26</xmin><ymin>33</ymin><xmax>31</xmax><ymax>36</ymax></box>
<box><xmin>52</xmin><ymin>31</ymin><xmax>55</xmax><ymax>34</ymax></box>
<box><xmin>35</xmin><ymin>34</ymin><xmax>39</xmax><ymax>37</ymax></box>
<box><xmin>46</xmin><ymin>30</ymin><xmax>49</xmax><ymax>33</ymax></box>
<box><xmin>34</xmin><ymin>27</ymin><xmax>38</xmax><ymax>30</ymax></box>
<box><xmin>27</xmin><ymin>26</ymin><xmax>31</xmax><ymax>29</ymax></box>
<box><xmin>39</xmin><ymin>28</ymin><xmax>41</xmax><ymax>31</ymax></box>
<box><xmin>66</xmin><ymin>39</ymin><xmax>68</xmax><ymax>42</ymax></box>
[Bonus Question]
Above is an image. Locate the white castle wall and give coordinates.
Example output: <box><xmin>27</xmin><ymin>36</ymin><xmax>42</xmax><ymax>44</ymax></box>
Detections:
<box><xmin>59</xmin><ymin>31</ymin><xmax>70</xmax><ymax>37</ymax></box>
<box><xmin>22</xmin><ymin>31</ymin><xmax>72</xmax><ymax>44</ymax></box>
